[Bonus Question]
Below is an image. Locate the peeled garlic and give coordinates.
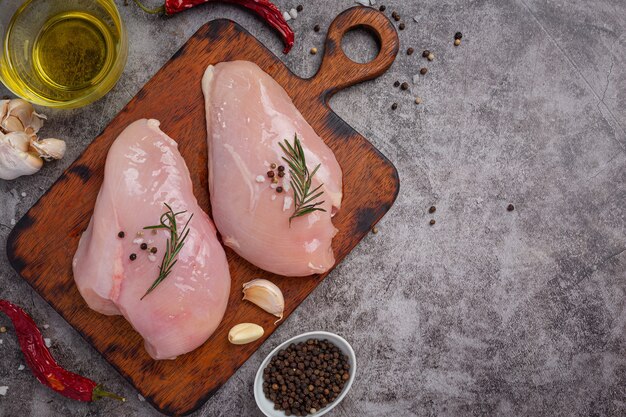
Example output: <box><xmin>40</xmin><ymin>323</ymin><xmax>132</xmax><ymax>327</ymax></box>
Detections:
<box><xmin>30</xmin><ymin>138</ymin><xmax>66</xmax><ymax>161</ymax></box>
<box><xmin>0</xmin><ymin>99</ymin><xmax>46</xmax><ymax>134</ymax></box>
<box><xmin>242</xmin><ymin>279</ymin><xmax>285</xmax><ymax>323</ymax></box>
<box><xmin>0</xmin><ymin>131</ymin><xmax>43</xmax><ymax>180</ymax></box>
<box><xmin>228</xmin><ymin>323</ymin><xmax>264</xmax><ymax>345</ymax></box>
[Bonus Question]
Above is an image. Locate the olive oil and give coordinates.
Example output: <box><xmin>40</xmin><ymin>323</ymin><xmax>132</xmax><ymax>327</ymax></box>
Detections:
<box><xmin>32</xmin><ymin>11</ymin><xmax>115</xmax><ymax>92</ymax></box>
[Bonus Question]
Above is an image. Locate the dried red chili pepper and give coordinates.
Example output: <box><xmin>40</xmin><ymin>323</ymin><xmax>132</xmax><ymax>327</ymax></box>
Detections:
<box><xmin>134</xmin><ymin>0</ymin><xmax>295</xmax><ymax>53</ymax></box>
<box><xmin>0</xmin><ymin>300</ymin><xmax>125</xmax><ymax>402</ymax></box>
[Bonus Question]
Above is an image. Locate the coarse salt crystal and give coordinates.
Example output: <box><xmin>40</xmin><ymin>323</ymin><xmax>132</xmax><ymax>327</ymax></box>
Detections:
<box><xmin>370</xmin><ymin>0</ymin><xmax>376</xmax><ymax>4</ymax></box>
<box><xmin>270</xmin><ymin>183</ymin><xmax>278</xmax><ymax>189</ymax></box>
<box><xmin>18</xmin><ymin>365</ymin><xmax>25</xmax><ymax>371</ymax></box>
<box><xmin>283</xmin><ymin>196</ymin><xmax>293</xmax><ymax>211</ymax></box>
<box><xmin>271</xmin><ymin>195</ymin><xmax>276</xmax><ymax>201</ymax></box>
<box><xmin>255</xmin><ymin>175</ymin><xmax>265</xmax><ymax>183</ymax></box>
<box><xmin>21</xmin><ymin>192</ymin><xmax>26</xmax><ymax>197</ymax></box>
<box><xmin>148</xmin><ymin>254</ymin><xmax>157</xmax><ymax>262</ymax></box>
<box><xmin>138</xmin><ymin>394</ymin><xmax>145</xmax><ymax>402</ymax></box>
<box><xmin>413</xmin><ymin>16</ymin><xmax>419</xmax><ymax>23</ymax></box>
<box><xmin>289</xmin><ymin>8</ymin><xmax>298</xmax><ymax>19</ymax></box>
<box><xmin>10</xmin><ymin>219</ymin><xmax>15</xmax><ymax>225</ymax></box>
<box><xmin>44</xmin><ymin>338</ymin><xmax>51</xmax><ymax>348</ymax></box>
<box><xmin>355</xmin><ymin>0</ymin><xmax>369</xmax><ymax>5</ymax></box>
<box><xmin>412</xmin><ymin>74</ymin><xmax>420</xmax><ymax>84</ymax></box>
<box><xmin>0</xmin><ymin>339</ymin><xmax>3</xmax><ymax>344</ymax></box>
<box><xmin>133</xmin><ymin>238</ymin><xmax>144</xmax><ymax>245</ymax></box>
<box><xmin>0</xmin><ymin>386</ymin><xmax>8</xmax><ymax>396</ymax></box>
<box><xmin>282</xmin><ymin>11</ymin><xmax>291</xmax><ymax>21</ymax></box>
<box><xmin>43</xmin><ymin>324</ymin><xmax>50</xmax><ymax>329</ymax></box>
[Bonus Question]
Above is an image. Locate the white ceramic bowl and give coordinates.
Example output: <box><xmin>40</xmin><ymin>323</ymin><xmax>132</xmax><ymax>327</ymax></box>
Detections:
<box><xmin>254</xmin><ymin>331</ymin><xmax>356</xmax><ymax>417</ymax></box>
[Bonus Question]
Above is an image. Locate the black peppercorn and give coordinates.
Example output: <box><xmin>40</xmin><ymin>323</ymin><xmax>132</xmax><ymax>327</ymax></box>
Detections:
<box><xmin>507</xmin><ymin>204</ymin><xmax>515</xmax><ymax>211</ymax></box>
<box><xmin>150</xmin><ymin>247</ymin><xmax>158</xmax><ymax>254</ymax></box>
<box><xmin>429</xmin><ymin>206</ymin><xmax>436</xmax><ymax>213</ymax></box>
<box><xmin>313</xmin><ymin>24</ymin><xmax>320</xmax><ymax>32</ymax></box>
<box><xmin>429</xmin><ymin>219</ymin><xmax>436</xmax><ymax>225</ymax></box>
<box><xmin>393</xmin><ymin>80</ymin><xmax>400</xmax><ymax>87</ymax></box>
<box><xmin>267</xmin><ymin>170</ymin><xmax>275</xmax><ymax>178</ymax></box>
<box><xmin>379</xmin><ymin>5</ymin><xmax>386</xmax><ymax>11</ymax></box>
<box><xmin>278</xmin><ymin>165</ymin><xmax>285</xmax><ymax>172</ymax></box>
<box><xmin>420</xmin><ymin>67</ymin><xmax>428</xmax><ymax>75</ymax></box>
<box><xmin>407</xmin><ymin>47</ymin><xmax>414</xmax><ymax>55</ymax></box>
<box><xmin>278</xmin><ymin>171</ymin><xmax>285</xmax><ymax>178</ymax></box>
<box><xmin>399</xmin><ymin>22</ymin><xmax>405</xmax><ymax>30</ymax></box>
<box><xmin>140</xmin><ymin>242</ymin><xmax>148</xmax><ymax>250</ymax></box>
<box><xmin>455</xmin><ymin>31</ymin><xmax>463</xmax><ymax>40</ymax></box>
<box><xmin>422</xmin><ymin>49</ymin><xmax>430</xmax><ymax>58</ymax></box>
<box><xmin>296</xmin><ymin>4</ymin><xmax>303</xmax><ymax>12</ymax></box>
<box><xmin>276</xmin><ymin>186</ymin><xmax>283</xmax><ymax>193</ymax></box>
<box><xmin>118</xmin><ymin>231</ymin><xmax>125</xmax><ymax>238</ymax></box>
<box><xmin>391</xmin><ymin>103</ymin><xmax>398</xmax><ymax>110</ymax></box>
<box><xmin>400</xmin><ymin>82</ymin><xmax>409</xmax><ymax>90</ymax></box>
<box><xmin>129</xmin><ymin>253</ymin><xmax>137</xmax><ymax>261</ymax></box>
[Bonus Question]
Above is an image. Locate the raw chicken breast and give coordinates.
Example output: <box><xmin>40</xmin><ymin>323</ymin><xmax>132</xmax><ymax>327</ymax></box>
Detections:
<box><xmin>202</xmin><ymin>61</ymin><xmax>342</xmax><ymax>276</ymax></box>
<box><xmin>73</xmin><ymin>119</ymin><xmax>231</xmax><ymax>360</ymax></box>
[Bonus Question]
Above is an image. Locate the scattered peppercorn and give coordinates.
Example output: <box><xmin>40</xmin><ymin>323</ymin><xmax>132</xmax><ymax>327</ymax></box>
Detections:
<box><xmin>372</xmin><ymin>227</ymin><xmax>378</xmax><ymax>234</ymax></box>
<box><xmin>379</xmin><ymin>5</ymin><xmax>386</xmax><ymax>11</ymax></box>
<box><xmin>270</xmin><ymin>163</ymin><xmax>277</xmax><ymax>169</ymax></box>
<box><xmin>455</xmin><ymin>31</ymin><xmax>463</xmax><ymax>40</ymax></box>
<box><xmin>429</xmin><ymin>206</ymin><xmax>436</xmax><ymax>213</ymax></box>
<box><xmin>407</xmin><ymin>47</ymin><xmax>414</xmax><ymax>55</ymax></box>
<box><xmin>507</xmin><ymin>204</ymin><xmax>515</xmax><ymax>211</ymax></box>
<box><xmin>150</xmin><ymin>247</ymin><xmax>158</xmax><ymax>254</ymax></box>
<box><xmin>415</xmin><ymin>97</ymin><xmax>422</xmax><ymax>104</ymax></box>
<box><xmin>276</xmin><ymin>186</ymin><xmax>284</xmax><ymax>193</ymax></box>
<box><xmin>118</xmin><ymin>231</ymin><xmax>125</xmax><ymax>238</ymax></box>
<box><xmin>129</xmin><ymin>253</ymin><xmax>137</xmax><ymax>261</ymax></box>
<box><xmin>277</xmin><ymin>165</ymin><xmax>285</xmax><ymax>172</ymax></box>
<box><xmin>140</xmin><ymin>243</ymin><xmax>148</xmax><ymax>250</ymax></box>
<box><xmin>0</xmin><ymin>326</ymin><xmax>6</xmax><ymax>333</ymax></box>
<box><xmin>391</xmin><ymin>103</ymin><xmax>398</xmax><ymax>110</ymax></box>
<box><xmin>392</xmin><ymin>12</ymin><xmax>400</xmax><ymax>21</ymax></box>
<box><xmin>429</xmin><ymin>219</ymin><xmax>436</xmax><ymax>225</ymax></box>
<box><xmin>420</xmin><ymin>67</ymin><xmax>428</xmax><ymax>75</ymax></box>
<box><xmin>313</xmin><ymin>24</ymin><xmax>320</xmax><ymax>32</ymax></box>
<box><xmin>310</xmin><ymin>47</ymin><xmax>318</xmax><ymax>55</ymax></box>
<box><xmin>272</xmin><ymin>177</ymin><xmax>279</xmax><ymax>184</ymax></box>
<box><xmin>296</xmin><ymin>4</ymin><xmax>303</xmax><ymax>12</ymax></box>
<box><xmin>267</xmin><ymin>171</ymin><xmax>275</xmax><ymax>178</ymax></box>
<box><xmin>422</xmin><ymin>49</ymin><xmax>430</xmax><ymax>58</ymax></box>
<box><xmin>262</xmin><ymin>338</ymin><xmax>350</xmax><ymax>416</ymax></box>
<box><xmin>427</xmin><ymin>53</ymin><xmax>434</xmax><ymax>61</ymax></box>
<box><xmin>400</xmin><ymin>82</ymin><xmax>409</xmax><ymax>90</ymax></box>
<box><xmin>278</xmin><ymin>171</ymin><xmax>285</xmax><ymax>178</ymax></box>
<box><xmin>454</xmin><ymin>38</ymin><xmax>461</xmax><ymax>46</ymax></box>
<box><xmin>399</xmin><ymin>22</ymin><xmax>405</xmax><ymax>30</ymax></box>
<box><xmin>393</xmin><ymin>80</ymin><xmax>400</xmax><ymax>87</ymax></box>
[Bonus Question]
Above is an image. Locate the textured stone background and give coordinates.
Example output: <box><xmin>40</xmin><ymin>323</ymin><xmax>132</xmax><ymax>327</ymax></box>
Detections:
<box><xmin>1</xmin><ymin>0</ymin><xmax>625</xmax><ymax>416</ymax></box>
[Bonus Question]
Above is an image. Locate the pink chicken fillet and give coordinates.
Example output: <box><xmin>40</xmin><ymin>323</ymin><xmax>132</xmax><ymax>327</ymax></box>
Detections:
<box><xmin>73</xmin><ymin>119</ymin><xmax>231</xmax><ymax>360</ymax></box>
<box><xmin>202</xmin><ymin>61</ymin><xmax>343</xmax><ymax>277</ymax></box>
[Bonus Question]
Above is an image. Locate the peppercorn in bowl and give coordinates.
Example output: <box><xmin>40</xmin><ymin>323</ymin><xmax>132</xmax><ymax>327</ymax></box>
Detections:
<box><xmin>254</xmin><ymin>331</ymin><xmax>356</xmax><ymax>416</ymax></box>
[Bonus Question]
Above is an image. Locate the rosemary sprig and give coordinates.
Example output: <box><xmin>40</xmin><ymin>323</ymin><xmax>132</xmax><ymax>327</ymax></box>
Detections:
<box><xmin>140</xmin><ymin>203</ymin><xmax>193</xmax><ymax>300</ymax></box>
<box><xmin>279</xmin><ymin>134</ymin><xmax>326</xmax><ymax>225</ymax></box>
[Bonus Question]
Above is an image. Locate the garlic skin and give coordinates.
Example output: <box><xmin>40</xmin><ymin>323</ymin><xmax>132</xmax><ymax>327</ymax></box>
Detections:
<box><xmin>0</xmin><ymin>99</ymin><xmax>46</xmax><ymax>134</ymax></box>
<box><xmin>228</xmin><ymin>323</ymin><xmax>264</xmax><ymax>345</ymax></box>
<box><xmin>0</xmin><ymin>131</ymin><xmax>43</xmax><ymax>180</ymax></box>
<box><xmin>31</xmin><ymin>138</ymin><xmax>66</xmax><ymax>161</ymax></box>
<box><xmin>242</xmin><ymin>279</ymin><xmax>285</xmax><ymax>323</ymax></box>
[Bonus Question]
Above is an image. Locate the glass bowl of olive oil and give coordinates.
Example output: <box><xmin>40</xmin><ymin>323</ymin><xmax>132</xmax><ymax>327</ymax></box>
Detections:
<box><xmin>0</xmin><ymin>0</ymin><xmax>128</xmax><ymax>109</ymax></box>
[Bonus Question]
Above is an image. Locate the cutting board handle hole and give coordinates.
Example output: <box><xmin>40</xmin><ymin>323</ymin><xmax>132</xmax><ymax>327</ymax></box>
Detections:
<box><xmin>341</xmin><ymin>26</ymin><xmax>381</xmax><ymax>64</ymax></box>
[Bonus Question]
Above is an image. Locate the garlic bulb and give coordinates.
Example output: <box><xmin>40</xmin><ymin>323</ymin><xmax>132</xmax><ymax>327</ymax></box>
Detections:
<box><xmin>0</xmin><ymin>99</ymin><xmax>46</xmax><ymax>134</ymax></box>
<box><xmin>30</xmin><ymin>138</ymin><xmax>66</xmax><ymax>161</ymax></box>
<box><xmin>0</xmin><ymin>131</ymin><xmax>44</xmax><ymax>180</ymax></box>
<box><xmin>228</xmin><ymin>323</ymin><xmax>264</xmax><ymax>345</ymax></box>
<box><xmin>242</xmin><ymin>279</ymin><xmax>285</xmax><ymax>324</ymax></box>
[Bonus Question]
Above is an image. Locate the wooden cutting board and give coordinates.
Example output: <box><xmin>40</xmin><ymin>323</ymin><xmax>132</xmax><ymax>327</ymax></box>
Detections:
<box><xmin>6</xmin><ymin>7</ymin><xmax>399</xmax><ymax>416</ymax></box>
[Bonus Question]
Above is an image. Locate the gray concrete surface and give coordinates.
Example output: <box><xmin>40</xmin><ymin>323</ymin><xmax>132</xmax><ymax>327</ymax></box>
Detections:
<box><xmin>1</xmin><ymin>0</ymin><xmax>625</xmax><ymax>416</ymax></box>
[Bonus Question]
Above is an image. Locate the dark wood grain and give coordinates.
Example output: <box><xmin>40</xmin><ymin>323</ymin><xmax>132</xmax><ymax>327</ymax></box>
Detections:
<box><xmin>6</xmin><ymin>7</ymin><xmax>399</xmax><ymax>416</ymax></box>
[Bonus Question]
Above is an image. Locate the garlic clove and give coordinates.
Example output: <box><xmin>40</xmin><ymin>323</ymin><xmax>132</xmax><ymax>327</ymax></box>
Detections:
<box><xmin>228</xmin><ymin>323</ymin><xmax>264</xmax><ymax>345</ymax></box>
<box><xmin>0</xmin><ymin>132</ymin><xmax>43</xmax><ymax>180</ymax></box>
<box><xmin>242</xmin><ymin>279</ymin><xmax>285</xmax><ymax>324</ymax></box>
<box><xmin>30</xmin><ymin>138</ymin><xmax>66</xmax><ymax>161</ymax></box>
<box><xmin>1</xmin><ymin>99</ymin><xmax>46</xmax><ymax>134</ymax></box>
<box><xmin>6</xmin><ymin>131</ymin><xmax>32</xmax><ymax>152</ymax></box>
